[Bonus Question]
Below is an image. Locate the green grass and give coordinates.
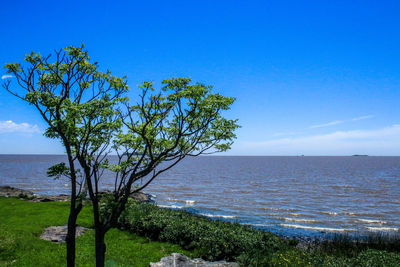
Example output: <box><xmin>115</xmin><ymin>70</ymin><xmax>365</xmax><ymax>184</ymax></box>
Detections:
<box><xmin>0</xmin><ymin>197</ymin><xmax>191</xmax><ymax>267</ymax></box>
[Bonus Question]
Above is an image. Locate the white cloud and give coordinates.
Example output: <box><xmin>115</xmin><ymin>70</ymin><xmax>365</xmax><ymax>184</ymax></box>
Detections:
<box><xmin>237</xmin><ymin>124</ymin><xmax>400</xmax><ymax>155</ymax></box>
<box><xmin>0</xmin><ymin>120</ymin><xmax>41</xmax><ymax>134</ymax></box>
<box><xmin>310</xmin><ymin>115</ymin><xmax>374</xmax><ymax>129</ymax></box>
<box><xmin>1</xmin><ymin>74</ymin><xmax>13</xmax><ymax>80</ymax></box>
<box><xmin>351</xmin><ymin>115</ymin><xmax>374</xmax><ymax>121</ymax></box>
<box><xmin>310</xmin><ymin>120</ymin><xmax>344</xmax><ymax>129</ymax></box>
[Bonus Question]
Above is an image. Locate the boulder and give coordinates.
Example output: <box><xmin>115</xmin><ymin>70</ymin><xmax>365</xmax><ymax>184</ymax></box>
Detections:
<box><xmin>149</xmin><ymin>253</ymin><xmax>239</xmax><ymax>267</ymax></box>
<box><xmin>40</xmin><ymin>225</ymin><xmax>88</xmax><ymax>243</ymax></box>
<box><xmin>130</xmin><ymin>191</ymin><xmax>151</xmax><ymax>202</ymax></box>
<box><xmin>0</xmin><ymin>185</ymin><xmax>36</xmax><ymax>199</ymax></box>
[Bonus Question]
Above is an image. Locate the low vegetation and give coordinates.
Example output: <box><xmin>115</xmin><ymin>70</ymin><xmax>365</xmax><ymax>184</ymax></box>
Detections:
<box><xmin>1</xmin><ymin>196</ymin><xmax>399</xmax><ymax>266</ymax></box>
<box><xmin>118</xmin><ymin>200</ymin><xmax>400</xmax><ymax>266</ymax></box>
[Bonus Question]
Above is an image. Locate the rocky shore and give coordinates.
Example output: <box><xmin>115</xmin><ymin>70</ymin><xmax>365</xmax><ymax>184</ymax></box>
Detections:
<box><xmin>0</xmin><ymin>185</ymin><xmax>151</xmax><ymax>202</ymax></box>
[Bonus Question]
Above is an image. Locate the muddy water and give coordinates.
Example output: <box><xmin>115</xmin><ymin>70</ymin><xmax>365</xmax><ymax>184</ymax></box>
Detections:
<box><xmin>1</xmin><ymin>155</ymin><xmax>399</xmax><ymax>237</ymax></box>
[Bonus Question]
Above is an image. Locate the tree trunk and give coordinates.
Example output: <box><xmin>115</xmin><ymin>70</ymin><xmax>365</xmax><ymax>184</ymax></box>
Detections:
<box><xmin>66</xmin><ymin>211</ymin><xmax>77</xmax><ymax>267</ymax></box>
<box><xmin>95</xmin><ymin>227</ymin><xmax>106</xmax><ymax>267</ymax></box>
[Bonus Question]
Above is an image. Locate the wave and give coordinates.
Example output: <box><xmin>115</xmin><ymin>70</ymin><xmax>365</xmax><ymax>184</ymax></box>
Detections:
<box><xmin>288</xmin><ymin>213</ymin><xmax>316</xmax><ymax>218</ymax></box>
<box><xmin>280</xmin><ymin>218</ymin><xmax>318</xmax><ymax>223</ymax></box>
<box><xmin>199</xmin><ymin>213</ymin><xmax>237</xmax><ymax>219</ymax></box>
<box><xmin>343</xmin><ymin>212</ymin><xmax>382</xmax><ymax>217</ymax></box>
<box><xmin>365</xmin><ymin>226</ymin><xmax>398</xmax><ymax>232</ymax></box>
<box><xmin>357</xmin><ymin>219</ymin><xmax>387</xmax><ymax>224</ymax></box>
<box><xmin>319</xmin><ymin>211</ymin><xmax>339</xmax><ymax>215</ymax></box>
<box><xmin>157</xmin><ymin>204</ymin><xmax>187</xmax><ymax>209</ymax></box>
<box><xmin>166</xmin><ymin>198</ymin><xmax>196</xmax><ymax>205</ymax></box>
<box><xmin>195</xmin><ymin>206</ymin><xmax>222</xmax><ymax>212</ymax></box>
<box><xmin>257</xmin><ymin>207</ymin><xmax>299</xmax><ymax>212</ymax></box>
<box><xmin>280</xmin><ymin>224</ymin><xmax>354</xmax><ymax>232</ymax></box>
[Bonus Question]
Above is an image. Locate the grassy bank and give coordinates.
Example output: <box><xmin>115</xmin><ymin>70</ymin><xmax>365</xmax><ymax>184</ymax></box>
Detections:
<box><xmin>1</xmin><ymin>197</ymin><xmax>400</xmax><ymax>266</ymax></box>
<box><xmin>0</xmin><ymin>197</ymin><xmax>191</xmax><ymax>266</ymax></box>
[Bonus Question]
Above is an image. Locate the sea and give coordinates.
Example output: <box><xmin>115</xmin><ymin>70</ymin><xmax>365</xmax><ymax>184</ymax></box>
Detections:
<box><xmin>1</xmin><ymin>155</ymin><xmax>399</xmax><ymax>239</ymax></box>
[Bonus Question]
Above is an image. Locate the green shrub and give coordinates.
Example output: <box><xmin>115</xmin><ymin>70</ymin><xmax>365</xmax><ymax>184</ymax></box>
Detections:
<box><xmin>118</xmin><ymin>201</ymin><xmax>400</xmax><ymax>266</ymax></box>
<box><xmin>118</xmin><ymin>201</ymin><xmax>289</xmax><ymax>262</ymax></box>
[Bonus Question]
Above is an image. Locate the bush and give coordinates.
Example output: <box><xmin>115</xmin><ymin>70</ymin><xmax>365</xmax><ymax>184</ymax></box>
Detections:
<box><xmin>118</xmin><ymin>201</ymin><xmax>400</xmax><ymax>266</ymax></box>
<box><xmin>118</xmin><ymin>201</ymin><xmax>288</xmax><ymax>262</ymax></box>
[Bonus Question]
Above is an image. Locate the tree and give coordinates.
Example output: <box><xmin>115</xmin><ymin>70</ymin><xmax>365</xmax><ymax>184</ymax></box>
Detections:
<box><xmin>2</xmin><ymin>45</ymin><xmax>128</xmax><ymax>267</ymax></box>
<box><xmin>86</xmin><ymin>77</ymin><xmax>239</xmax><ymax>266</ymax></box>
<box><xmin>3</xmin><ymin>46</ymin><xmax>239</xmax><ymax>267</ymax></box>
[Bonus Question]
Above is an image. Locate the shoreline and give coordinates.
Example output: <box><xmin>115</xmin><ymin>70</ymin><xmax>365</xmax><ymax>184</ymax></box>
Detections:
<box><xmin>1</xmin><ymin>189</ymin><xmax>400</xmax><ymax>266</ymax></box>
<box><xmin>1</xmin><ymin>185</ymin><xmax>398</xmax><ymax>245</ymax></box>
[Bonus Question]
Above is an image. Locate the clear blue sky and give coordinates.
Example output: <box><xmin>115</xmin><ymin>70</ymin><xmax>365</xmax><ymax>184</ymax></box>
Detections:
<box><xmin>1</xmin><ymin>0</ymin><xmax>399</xmax><ymax>155</ymax></box>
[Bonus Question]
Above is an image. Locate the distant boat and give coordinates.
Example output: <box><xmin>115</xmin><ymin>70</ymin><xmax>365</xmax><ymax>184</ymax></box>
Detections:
<box><xmin>352</xmin><ymin>154</ymin><xmax>368</xmax><ymax>157</ymax></box>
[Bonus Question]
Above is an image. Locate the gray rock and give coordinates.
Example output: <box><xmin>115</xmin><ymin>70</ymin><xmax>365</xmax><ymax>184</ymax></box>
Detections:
<box><xmin>130</xmin><ymin>191</ymin><xmax>151</xmax><ymax>202</ymax></box>
<box><xmin>40</xmin><ymin>225</ymin><xmax>88</xmax><ymax>243</ymax></box>
<box><xmin>0</xmin><ymin>185</ymin><xmax>36</xmax><ymax>199</ymax></box>
<box><xmin>31</xmin><ymin>194</ymin><xmax>70</xmax><ymax>202</ymax></box>
<box><xmin>149</xmin><ymin>253</ymin><xmax>239</xmax><ymax>267</ymax></box>
<box><xmin>0</xmin><ymin>185</ymin><xmax>150</xmax><ymax>203</ymax></box>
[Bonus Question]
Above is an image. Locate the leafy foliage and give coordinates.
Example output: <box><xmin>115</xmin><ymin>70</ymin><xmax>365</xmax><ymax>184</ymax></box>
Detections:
<box><xmin>118</xmin><ymin>200</ymin><xmax>286</xmax><ymax>262</ymax></box>
<box><xmin>118</xmin><ymin>201</ymin><xmax>400</xmax><ymax>266</ymax></box>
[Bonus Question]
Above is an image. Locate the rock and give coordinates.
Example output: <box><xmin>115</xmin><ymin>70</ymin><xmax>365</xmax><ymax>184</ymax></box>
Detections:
<box><xmin>31</xmin><ymin>194</ymin><xmax>70</xmax><ymax>202</ymax></box>
<box><xmin>130</xmin><ymin>191</ymin><xmax>151</xmax><ymax>202</ymax></box>
<box><xmin>149</xmin><ymin>253</ymin><xmax>239</xmax><ymax>267</ymax></box>
<box><xmin>40</xmin><ymin>225</ymin><xmax>88</xmax><ymax>243</ymax></box>
<box><xmin>1</xmin><ymin>185</ymin><xmax>150</xmax><ymax>203</ymax></box>
<box><xmin>0</xmin><ymin>185</ymin><xmax>36</xmax><ymax>199</ymax></box>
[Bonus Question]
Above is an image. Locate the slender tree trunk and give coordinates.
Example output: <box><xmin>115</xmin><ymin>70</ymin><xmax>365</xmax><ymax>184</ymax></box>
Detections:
<box><xmin>66</xmin><ymin>209</ymin><xmax>77</xmax><ymax>267</ymax></box>
<box><xmin>95</xmin><ymin>227</ymin><xmax>106</xmax><ymax>267</ymax></box>
<box><xmin>65</xmin><ymin>145</ymin><xmax>81</xmax><ymax>267</ymax></box>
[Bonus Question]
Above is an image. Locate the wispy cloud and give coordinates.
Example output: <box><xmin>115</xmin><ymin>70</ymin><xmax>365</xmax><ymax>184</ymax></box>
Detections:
<box><xmin>310</xmin><ymin>115</ymin><xmax>374</xmax><ymax>129</ymax></box>
<box><xmin>0</xmin><ymin>120</ymin><xmax>40</xmax><ymax>134</ymax></box>
<box><xmin>351</xmin><ymin>115</ymin><xmax>374</xmax><ymax>121</ymax></box>
<box><xmin>239</xmin><ymin>124</ymin><xmax>400</xmax><ymax>155</ymax></box>
<box><xmin>1</xmin><ymin>74</ymin><xmax>13</xmax><ymax>80</ymax></box>
<box><xmin>310</xmin><ymin>120</ymin><xmax>344</xmax><ymax>129</ymax></box>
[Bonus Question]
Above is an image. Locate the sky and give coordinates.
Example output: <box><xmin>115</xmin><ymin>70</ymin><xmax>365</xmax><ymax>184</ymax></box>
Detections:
<box><xmin>0</xmin><ymin>0</ymin><xmax>399</xmax><ymax>155</ymax></box>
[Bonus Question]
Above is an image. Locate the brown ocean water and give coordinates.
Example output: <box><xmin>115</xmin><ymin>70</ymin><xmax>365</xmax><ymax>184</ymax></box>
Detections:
<box><xmin>1</xmin><ymin>155</ymin><xmax>399</xmax><ymax>237</ymax></box>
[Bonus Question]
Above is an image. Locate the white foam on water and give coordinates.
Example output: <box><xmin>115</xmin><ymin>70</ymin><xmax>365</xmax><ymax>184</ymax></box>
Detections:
<box><xmin>281</xmin><ymin>224</ymin><xmax>354</xmax><ymax>232</ymax></box>
<box><xmin>282</xmin><ymin>218</ymin><xmax>318</xmax><ymax>223</ymax></box>
<box><xmin>166</xmin><ymin>198</ymin><xmax>196</xmax><ymax>205</ymax></box>
<box><xmin>365</xmin><ymin>226</ymin><xmax>398</xmax><ymax>232</ymax></box>
<box><xmin>258</xmin><ymin>207</ymin><xmax>298</xmax><ymax>212</ymax></box>
<box><xmin>199</xmin><ymin>213</ymin><xmax>237</xmax><ymax>219</ymax></box>
<box><xmin>320</xmin><ymin>211</ymin><xmax>339</xmax><ymax>215</ymax></box>
<box><xmin>288</xmin><ymin>213</ymin><xmax>315</xmax><ymax>218</ymax></box>
<box><xmin>157</xmin><ymin>204</ymin><xmax>186</xmax><ymax>209</ymax></box>
<box><xmin>357</xmin><ymin>219</ymin><xmax>387</xmax><ymax>224</ymax></box>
